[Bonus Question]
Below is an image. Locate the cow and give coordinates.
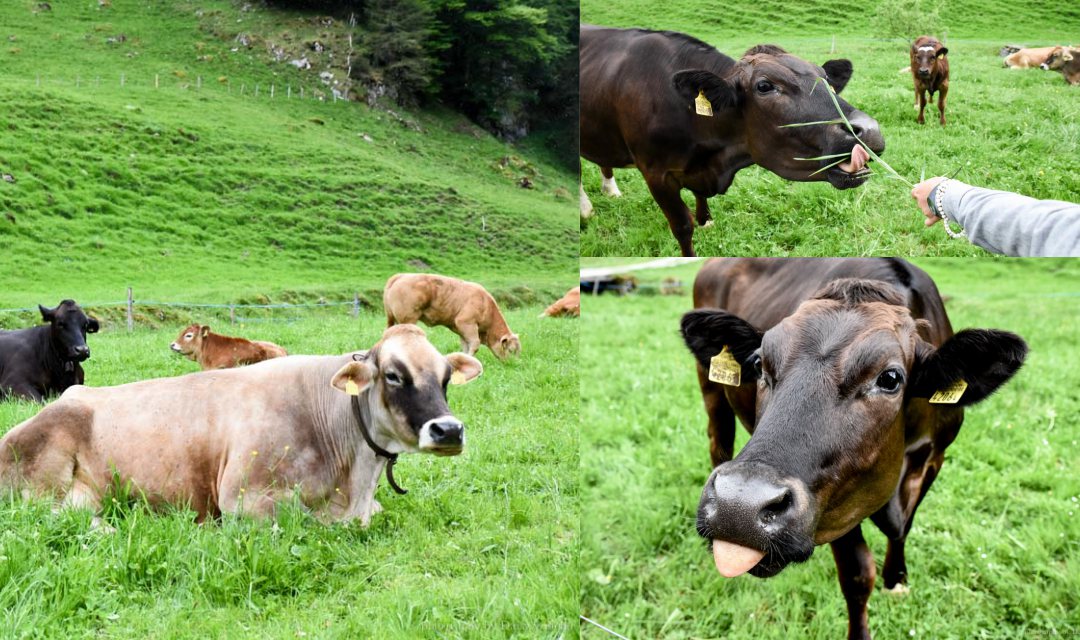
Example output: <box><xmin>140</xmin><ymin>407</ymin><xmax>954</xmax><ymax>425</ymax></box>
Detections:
<box><xmin>383</xmin><ymin>273</ymin><xmax>521</xmax><ymax>360</ymax></box>
<box><xmin>1041</xmin><ymin>47</ymin><xmax>1080</xmax><ymax>85</ymax></box>
<box><xmin>540</xmin><ymin>287</ymin><xmax>580</xmax><ymax>318</ymax></box>
<box><xmin>170</xmin><ymin>324</ymin><xmax>287</xmax><ymax>370</ymax></box>
<box><xmin>911</xmin><ymin>36</ymin><xmax>949</xmax><ymax>126</ymax></box>
<box><xmin>579</xmin><ymin>25</ymin><xmax>885</xmax><ymax>257</ymax></box>
<box><xmin>1004</xmin><ymin>46</ymin><xmax>1059</xmax><ymax>69</ymax></box>
<box><xmin>681</xmin><ymin>258</ymin><xmax>1027</xmax><ymax>640</ymax></box>
<box><xmin>0</xmin><ymin>300</ymin><xmax>100</xmax><ymax>402</ymax></box>
<box><xmin>0</xmin><ymin>324</ymin><xmax>483</xmax><ymax>525</ymax></box>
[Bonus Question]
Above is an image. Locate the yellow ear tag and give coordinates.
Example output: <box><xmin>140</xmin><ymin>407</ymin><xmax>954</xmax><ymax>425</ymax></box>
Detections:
<box><xmin>708</xmin><ymin>346</ymin><xmax>741</xmax><ymax>387</ymax></box>
<box><xmin>929</xmin><ymin>379</ymin><xmax>967</xmax><ymax>404</ymax></box>
<box><xmin>450</xmin><ymin>371</ymin><xmax>467</xmax><ymax>385</ymax></box>
<box><xmin>694</xmin><ymin>90</ymin><xmax>713</xmax><ymax>117</ymax></box>
<box><xmin>345</xmin><ymin>379</ymin><xmax>360</xmax><ymax>396</ymax></box>
<box><xmin>937</xmin><ymin>53</ymin><xmax>945</xmax><ymax>60</ymax></box>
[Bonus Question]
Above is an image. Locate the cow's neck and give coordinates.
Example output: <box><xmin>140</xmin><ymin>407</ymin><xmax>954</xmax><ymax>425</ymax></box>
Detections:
<box><xmin>482</xmin><ymin>304</ymin><xmax>512</xmax><ymax>348</ymax></box>
<box><xmin>36</xmin><ymin>326</ymin><xmax>77</xmax><ymax>389</ymax></box>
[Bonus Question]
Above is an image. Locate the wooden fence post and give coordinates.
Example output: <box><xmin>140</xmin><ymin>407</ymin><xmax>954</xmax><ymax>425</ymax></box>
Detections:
<box><xmin>126</xmin><ymin>287</ymin><xmax>134</xmax><ymax>332</ymax></box>
<box><xmin>353</xmin><ymin>293</ymin><xmax>360</xmax><ymax>318</ymax></box>
<box><xmin>154</xmin><ymin>74</ymin><xmax>159</xmax><ymax>89</ymax></box>
<box><xmin>230</xmin><ymin>305</ymin><xmax>236</xmax><ymax>324</ymax></box>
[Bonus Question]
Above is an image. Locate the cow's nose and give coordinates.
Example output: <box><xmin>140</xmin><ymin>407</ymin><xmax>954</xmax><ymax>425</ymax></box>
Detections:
<box><xmin>708</xmin><ymin>472</ymin><xmax>797</xmax><ymax>533</ymax></box>
<box><xmin>72</xmin><ymin>345</ymin><xmax>90</xmax><ymax>360</ymax></box>
<box><xmin>918</xmin><ymin>68</ymin><xmax>931</xmax><ymax>77</ymax></box>
<box><xmin>1039</xmin><ymin>63</ymin><xmax>1049</xmax><ymax>70</ymax></box>
<box><xmin>846</xmin><ymin>110</ymin><xmax>885</xmax><ymax>154</ymax></box>
<box><xmin>428</xmin><ymin>419</ymin><xmax>464</xmax><ymax>445</ymax></box>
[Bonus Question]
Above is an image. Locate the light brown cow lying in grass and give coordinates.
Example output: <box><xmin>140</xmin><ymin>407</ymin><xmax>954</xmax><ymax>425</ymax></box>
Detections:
<box><xmin>0</xmin><ymin>325</ymin><xmax>482</xmax><ymax>525</ymax></box>
<box><xmin>383</xmin><ymin>273</ymin><xmax>521</xmax><ymax>360</ymax></box>
<box><xmin>540</xmin><ymin>287</ymin><xmax>580</xmax><ymax>318</ymax></box>
<box><xmin>1003</xmin><ymin>45</ymin><xmax>1069</xmax><ymax>68</ymax></box>
<box><xmin>170</xmin><ymin>324</ymin><xmax>287</xmax><ymax>370</ymax></box>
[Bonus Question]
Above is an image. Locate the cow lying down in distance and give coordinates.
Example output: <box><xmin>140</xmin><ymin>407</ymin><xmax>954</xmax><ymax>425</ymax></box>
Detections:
<box><xmin>0</xmin><ymin>325</ymin><xmax>482</xmax><ymax>526</ymax></box>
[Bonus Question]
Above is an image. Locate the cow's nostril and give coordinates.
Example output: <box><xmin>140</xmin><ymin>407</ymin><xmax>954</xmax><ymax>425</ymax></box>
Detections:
<box><xmin>429</xmin><ymin>420</ymin><xmax>463</xmax><ymax>444</ymax></box>
<box><xmin>758</xmin><ymin>488</ymin><xmax>793</xmax><ymax>526</ymax></box>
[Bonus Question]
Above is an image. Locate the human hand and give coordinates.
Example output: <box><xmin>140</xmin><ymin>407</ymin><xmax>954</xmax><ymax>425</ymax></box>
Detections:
<box><xmin>911</xmin><ymin>177</ymin><xmax>946</xmax><ymax>227</ymax></box>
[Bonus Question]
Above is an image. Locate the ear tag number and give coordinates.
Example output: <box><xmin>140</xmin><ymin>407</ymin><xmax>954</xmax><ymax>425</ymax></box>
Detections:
<box><xmin>450</xmin><ymin>371</ymin><xmax>467</xmax><ymax>385</ymax></box>
<box><xmin>708</xmin><ymin>346</ymin><xmax>741</xmax><ymax>386</ymax></box>
<box><xmin>929</xmin><ymin>379</ymin><xmax>967</xmax><ymax>404</ymax></box>
<box><xmin>345</xmin><ymin>379</ymin><xmax>360</xmax><ymax>396</ymax></box>
<box><xmin>695</xmin><ymin>90</ymin><xmax>713</xmax><ymax>117</ymax></box>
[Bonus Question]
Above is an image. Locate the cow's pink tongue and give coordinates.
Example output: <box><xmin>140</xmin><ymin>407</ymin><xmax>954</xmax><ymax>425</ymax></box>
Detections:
<box><xmin>837</xmin><ymin>144</ymin><xmax>870</xmax><ymax>174</ymax></box>
<box><xmin>712</xmin><ymin>539</ymin><xmax>766</xmax><ymax>578</ymax></box>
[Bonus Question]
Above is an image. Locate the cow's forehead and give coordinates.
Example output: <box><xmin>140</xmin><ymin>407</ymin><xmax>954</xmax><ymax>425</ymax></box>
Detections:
<box><xmin>54</xmin><ymin>301</ymin><xmax>85</xmax><ymax>318</ymax></box>
<box><xmin>766</xmin><ymin>300</ymin><xmax>918</xmax><ymax>360</ymax></box>
<box><xmin>744</xmin><ymin>55</ymin><xmax>824</xmax><ymax>82</ymax></box>
<box><xmin>377</xmin><ymin>328</ymin><xmax>446</xmax><ymax>376</ymax></box>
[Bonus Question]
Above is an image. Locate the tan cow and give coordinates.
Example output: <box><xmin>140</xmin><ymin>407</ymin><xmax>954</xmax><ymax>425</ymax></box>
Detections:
<box><xmin>384</xmin><ymin>273</ymin><xmax>521</xmax><ymax>360</ymax></box>
<box><xmin>170</xmin><ymin>324</ymin><xmax>287</xmax><ymax>370</ymax></box>
<box><xmin>0</xmin><ymin>325</ymin><xmax>482</xmax><ymax>525</ymax></box>
<box><xmin>1004</xmin><ymin>46</ymin><xmax>1063</xmax><ymax>68</ymax></box>
<box><xmin>540</xmin><ymin>287</ymin><xmax>580</xmax><ymax>318</ymax></box>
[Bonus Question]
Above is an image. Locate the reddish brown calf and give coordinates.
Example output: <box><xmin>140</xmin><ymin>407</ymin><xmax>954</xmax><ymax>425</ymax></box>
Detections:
<box><xmin>910</xmin><ymin>36</ymin><xmax>949</xmax><ymax>126</ymax></box>
<box><xmin>170</xmin><ymin>324</ymin><xmax>287</xmax><ymax>370</ymax></box>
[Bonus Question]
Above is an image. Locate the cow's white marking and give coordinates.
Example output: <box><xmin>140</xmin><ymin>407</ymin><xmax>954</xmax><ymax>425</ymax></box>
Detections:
<box><xmin>601</xmin><ymin>174</ymin><xmax>622</xmax><ymax>197</ymax></box>
<box><xmin>580</xmin><ymin>183</ymin><xmax>594</xmax><ymax>218</ymax></box>
<box><xmin>418</xmin><ymin>415</ymin><xmax>463</xmax><ymax>450</ymax></box>
<box><xmin>917</xmin><ymin>46</ymin><xmax>935</xmax><ymax>51</ymax></box>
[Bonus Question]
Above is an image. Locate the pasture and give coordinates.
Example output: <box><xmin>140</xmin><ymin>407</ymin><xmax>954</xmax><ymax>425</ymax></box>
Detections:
<box><xmin>0</xmin><ymin>308</ymin><xmax>578</xmax><ymax>638</ymax></box>
<box><xmin>579</xmin><ymin>0</ymin><xmax>1080</xmax><ymax>257</ymax></box>
<box><xmin>579</xmin><ymin>259</ymin><xmax>1080</xmax><ymax>638</ymax></box>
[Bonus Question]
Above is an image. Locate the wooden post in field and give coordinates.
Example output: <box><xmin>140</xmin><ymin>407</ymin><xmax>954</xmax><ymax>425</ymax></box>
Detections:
<box><xmin>120</xmin><ymin>73</ymin><xmax>125</xmax><ymax>87</ymax></box>
<box><xmin>76</xmin><ymin>76</ymin><xmax>80</xmax><ymax>88</ymax></box>
<box><xmin>271</xmin><ymin>84</ymin><xmax>275</xmax><ymax>98</ymax></box>
<box><xmin>241</xmin><ymin>84</ymin><xmax>246</xmax><ymax>96</ymax></box>
<box><xmin>197</xmin><ymin>76</ymin><xmax>202</xmax><ymax>90</ymax></box>
<box><xmin>353</xmin><ymin>293</ymin><xmax>360</xmax><ymax>318</ymax></box>
<box><xmin>126</xmin><ymin>287</ymin><xmax>134</xmax><ymax>332</ymax></box>
<box><xmin>255</xmin><ymin>84</ymin><xmax>260</xmax><ymax>98</ymax></box>
<box><xmin>287</xmin><ymin>85</ymin><xmax>291</xmax><ymax>99</ymax></box>
<box><xmin>300</xmin><ymin>87</ymin><xmax>304</xmax><ymax>100</ymax></box>
<box><xmin>36</xmin><ymin>75</ymin><xmax>40</xmax><ymax>87</ymax></box>
<box><xmin>230</xmin><ymin>305</ymin><xmax>236</xmax><ymax>325</ymax></box>
<box><xmin>155</xmin><ymin>74</ymin><xmax>159</xmax><ymax>89</ymax></box>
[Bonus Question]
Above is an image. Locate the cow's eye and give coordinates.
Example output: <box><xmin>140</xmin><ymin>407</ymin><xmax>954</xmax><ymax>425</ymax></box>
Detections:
<box><xmin>756</xmin><ymin>80</ymin><xmax>775</xmax><ymax>94</ymax></box>
<box><xmin>385</xmin><ymin>371</ymin><xmax>403</xmax><ymax>386</ymax></box>
<box><xmin>876</xmin><ymin>369</ymin><xmax>905</xmax><ymax>393</ymax></box>
<box><xmin>57</xmin><ymin>322</ymin><xmax>66</xmax><ymax>329</ymax></box>
<box><xmin>749</xmin><ymin>354</ymin><xmax>763</xmax><ymax>377</ymax></box>
<box><xmin>184</xmin><ymin>333</ymin><xmax>193</xmax><ymax>339</ymax></box>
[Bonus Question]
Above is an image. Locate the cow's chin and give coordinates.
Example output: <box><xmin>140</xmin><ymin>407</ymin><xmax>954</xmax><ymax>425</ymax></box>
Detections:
<box><xmin>421</xmin><ymin>445</ymin><xmax>463</xmax><ymax>457</ymax></box>
<box><xmin>825</xmin><ymin>166</ymin><xmax>872</xmax><ymax>189</ymax></box>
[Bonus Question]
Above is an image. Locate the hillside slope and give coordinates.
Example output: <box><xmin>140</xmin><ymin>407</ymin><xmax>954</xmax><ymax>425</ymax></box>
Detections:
<box><xmin>0</xmin><ymin>0</ymin><xmax>577</xmax><ymax>305</ymax></box>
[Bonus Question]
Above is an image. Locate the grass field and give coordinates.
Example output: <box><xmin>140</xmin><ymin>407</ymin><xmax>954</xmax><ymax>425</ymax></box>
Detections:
<box><xmin>579</xmin><ymin>0</ymin><xmax>1080</xmax><ymax>257</ymax></box>
<box><xmin>0</xmin><ymin>308</ymin><xmax>578</xmax><ymax>639</ymax></box>
<box><xmin>579</xmin><ymin>259</ymin><xmax>1080</xmax><ymax>638</ymax></box>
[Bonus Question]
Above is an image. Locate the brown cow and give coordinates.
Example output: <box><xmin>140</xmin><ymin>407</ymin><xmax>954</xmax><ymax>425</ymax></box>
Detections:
<box><xmin>1042</xmin><ymin>46</ymin><xmax>1080</xmax><ymax>85</ymax></box>
<box><xmin>683</xmin><ymin>258</ymin><xmax>1027</xmax><ymax>640</ymax></box>
<box><xmin>1004</xmin><ymin>45</ymin><xmax>1059</xmax><ymax>68</ymax></box>
<box><xmin>170</xmin><ymin>324</ymin><xmax>287</xmax><ymax>370</ymax></box>
<box><xmin>911</xmin><ymin>36</ymin><xmax>949</xmax><ymax>126</ymax></box>
<box><xmin>0</xmin><ymin>325</ymin><xmax>483</xmax><ymax>525</ymax></box>
<box><xmin>540</xmin><ymin>287</ymin><xmax>580</xmax><ymax>318</ymax></box>
<box><xmin>384</xmin><ymin>273</ymin><xmax>521</xmax><ymax>360</ymax></box>
<box><xmin>580</xmin><ymin>26</ymin><xmax>885</xmax><ymax>257</ymax></box>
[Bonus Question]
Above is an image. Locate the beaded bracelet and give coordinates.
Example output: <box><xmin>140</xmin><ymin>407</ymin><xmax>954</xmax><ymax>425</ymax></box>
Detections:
<box><xmin>931</xmin><ymin>179</ymin><xmax>965</xmax><ymax>239</ymax></box>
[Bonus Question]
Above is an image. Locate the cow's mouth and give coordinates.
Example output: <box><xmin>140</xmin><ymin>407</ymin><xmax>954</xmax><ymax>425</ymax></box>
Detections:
<box><xmin>709</xmin><ymin>538</ymin><xmax>800</xmax><ymax>579</ymax></box>
<box><xmin>826</xmin><ymin>144</ymin><xmax>873</xmax><ymax>189</ymax></box>
<box><xmin>425</xmin><ymin>444</ymin><xmax>463</xmax><ymax>457</ymax></box>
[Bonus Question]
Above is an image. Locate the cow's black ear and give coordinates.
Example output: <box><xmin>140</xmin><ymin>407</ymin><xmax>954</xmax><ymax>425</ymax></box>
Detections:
<box><xmin>38</xmin><ymin>304</ymin><xmax>55</xmax><ymax>322</ymax></box>
<box><xmin>822</xmin><ymin>59</ymin><xmax>853</xmax><ymax>94</ymax></box>
<box><xmin>680</xmin><ymin>309</ymin><xmax>763</xmax><ymax>372</ymax></box>
<box><xmin>86</xmin><ymin>318</ymin><xmax>100</xmax><ymax>333</ymax></box>
<box><xmin>910</xmin><ymin>329</ymin><xmax>1028</xmax><ymax>406</ymax></box>
<box><xmin>936</xmin><ymin>47</ymin><xmax>949</xmax><ymax>58</ymax></box>
<box><xmin>672</xmin><ymin>69</ymin><xmax>740</xmax><ymax>111</ymax></box>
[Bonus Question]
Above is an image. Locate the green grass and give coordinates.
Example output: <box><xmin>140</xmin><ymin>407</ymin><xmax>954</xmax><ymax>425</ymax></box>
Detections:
<box><xmin>579</xmin><ymin>0</ymin><xmax>1080</xmax><ymax>256</ymax></box>
<box><xmin>0</xmin><ymin>0</ymin><xmax>577</xmax><ymax>303</ymax></box>
<box><xmin>579</xmin><ymin>259</ymin><xmax>1080</xmax><ymax>638</ymax></box>
<box><xmin>0</xmin><ymin>309</ymin><xmax>578</xmax><ymax>638</ymax></box>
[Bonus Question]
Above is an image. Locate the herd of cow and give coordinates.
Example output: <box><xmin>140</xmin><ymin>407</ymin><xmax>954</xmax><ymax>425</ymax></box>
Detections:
<box><xmin>580</xmin><ymin>25</ymin><xmax>1077</xmax><ymax>256</ymax></box>
<box><xmin>0</xmin><ymin>273</ymin><xmax>577</xmax><ymax>527</ymax></box>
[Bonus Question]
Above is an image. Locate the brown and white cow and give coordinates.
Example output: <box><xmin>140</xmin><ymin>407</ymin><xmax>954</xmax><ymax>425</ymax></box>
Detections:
<box><xmin>0</xmin><ymin>325</ymin><xmax>482</xmax><ymax>525</ymax></box>
<box><xmin>580</xmin><ymin>26</ymin><xmax>885</xmax><ymax>257</ymax></box>
<box><xmin>1004</xmin><ymin>46</ymin><xmax>1058</xmax><ymax>68</ymax></box>
<box><xmin>682</xmin><ymin>258</ymin><xmax>1027</xmax><ymax>640</ymax></box>
<box><xmin>170</xmin><ymin>324</ymin><xmax>287</xmax><ymax>370</ymax></box>
<box><xmin>384</xmin><ymin>273</ymin><xmax>521</xmax><ymax>360</ymax></box>
<box><xmin>911</xmin><ymin>36</ymin><xmax>949</xmax><ymax>126</ymax></box>
<box><xmin>540</xmin><ymin>287</ymin><xmax>580</xmax><ymax>318</ymax></box>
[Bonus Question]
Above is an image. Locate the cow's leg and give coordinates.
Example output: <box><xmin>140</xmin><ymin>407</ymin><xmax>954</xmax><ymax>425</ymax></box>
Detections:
<box><xmin>642</xmin><ymin>172</ymin><xmax>695</xmax><ymax>257</ymax></box>
<box><xmin>831</xmin><ymin>524</ymin><xmax>876</xmax><ymax>640</ymax></box>
<box><xmin>937</xmin><ymin>86</ymin><xmax>948</xmax><ymax>126</ymax></box>
<box><xmin>7</xmin><ymin>384</ymin><xmax>44</xmax><ymax>403</ymax></box>
<box><xmin>695</xmin><ymin>366</ymin><xmax>736</xmax><ymax>467</ymax></box>
<box><xmin>916</xmin><ymin>89</ymin><xmax>927</xmax><ymax>125</ymax></box>
<box><xmin>694</xmin><ymin>193</ymin><xmax>713</xmax><ymax>228</ymax></box>
<box><xmin>580</xmin><ymin>181</ymin><xmax>594</xmax><ymax>219</ymax></box>
<box><xmin>600</xmin><ymin>167</ymin><xmax>622</xmax><ymax>197</ymax></box>
<box><xmin>455</xmin><ymin>321</ymin><xmax>481</xmax><ymax>356</ymax></box>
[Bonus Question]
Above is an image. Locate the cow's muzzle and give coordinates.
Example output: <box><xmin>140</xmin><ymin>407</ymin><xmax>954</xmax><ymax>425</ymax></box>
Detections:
<box><xmin>70</xmin><ymin>345</ymin><xmax>90</xmax><ymax>361</ymax></box>
<box><xmin>917</xmin><ymin>68</ymin><xmax>932</xmax><ymax>78</ymax></box>
<box><xmin>419</xmin><ymin>416</ymin><xmax>464</xmax><ymax>456</ymax></box>
<box><xmin>697</xmin><ymin>463</ymin><xmax>815</xmax><ymax>578</ymax></box>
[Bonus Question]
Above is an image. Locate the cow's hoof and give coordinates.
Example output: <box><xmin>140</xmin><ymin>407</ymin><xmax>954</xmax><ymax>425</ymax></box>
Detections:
<box><xmin>701</xmin><ymin>219</ymin><xmax>714</xmax><ymax>228</ymax></box>
<box><xmin>602</xmin><ymin>185</ymin><xmax>623</xmax><ymax>198</ymax></box>
<box><xmin>884</xmin><ymin>583</ymin><xmax>910</xmax><ymax>596</ymax></box>
<box><xmin>372</xmin><ymin>499</ymin><xmax>383</xmax><ymax>515</ymax></box>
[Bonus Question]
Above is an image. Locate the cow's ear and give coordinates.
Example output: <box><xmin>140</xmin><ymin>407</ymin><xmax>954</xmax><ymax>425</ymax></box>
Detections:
<box><xmin>909</xmin><ymin>329</ymin><xmax>1027</xmax><ymax>406</ymax></box>
<box><xmin>331</xmin><ymin>361</ymin><xmax>375</xmax><ymax>395</ymax></box>
<box><xmin>672</xmin><ymin>69</ymin><xmax>740</xmax><ymax>111</ymax></box>
<box><xmin>680</xmin><ymin>309</ymin><xmax>763</xmax><ymax>373</ymax></box>
<box><xmin>86</xmin><ymin>318</ymin><xmax>100</xmax><ymax>333</ymax></box>
<box><xmin>38</xmin><ymin>304</ymin><xmax>55</xmax><ymax>322</ymax></box>
<box><xmin>200</xmin><ymin>326</ymin><xmax>210</xmax><ymax>338</ymax></box>
<box><xmin>936</xmin><ymin>47</ymin><xmax>949</xmax><ymax>58</ymax></box>
<box><xmin>822</xmin><ymin>59</ymin><xmax>853</xmax><ymax>94</ymax></box>
<box><xmin>1064</xmin><ymin>50</ymin><xmax>1074</xmax><ymax>62</ymax></box>
<box><xmin>446</xmin><ymin>352</ymin><xmax>483</xmax><ymax>385</ymax></box>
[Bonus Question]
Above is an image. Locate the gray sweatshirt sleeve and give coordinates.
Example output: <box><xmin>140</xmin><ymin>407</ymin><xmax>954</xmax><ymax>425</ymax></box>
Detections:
<box><xmin>939</xmin><ymin>181</ymin><xmax>1080</xmax><ymax>257</ymax></box>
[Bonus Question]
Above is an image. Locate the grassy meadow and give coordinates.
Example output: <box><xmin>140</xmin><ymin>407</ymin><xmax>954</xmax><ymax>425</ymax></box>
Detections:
<box><xmin>580</xmin><ymin>259</ymin><xmax>1080</xmax><ymax>638</ymax></box>
<box><xmin>579</xmin><ymin>0</ymin><xmax>1080</xmax><ymax>256</ymax></box>
<box><xmin>0</xmin><ymin>308</ymin><xmax>578</xmax><ymax>639</ymax></box>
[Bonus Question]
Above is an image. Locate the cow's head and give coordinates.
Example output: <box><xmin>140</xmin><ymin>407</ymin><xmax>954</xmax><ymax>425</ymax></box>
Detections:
<box><xmin>39</xmin><ymin>299</ymin><xmax>99</xmax><ymax>362</ymax></box>
<box><xmin>681</xmin><ymin>279</ymin><xmax>1027</xmax><ymax>579</ymax></box>
<box><xmin>671</xmin><ymin>45</ymin><xmax>885</xmax><ymax>190</ymax></box>
<box><xmin>331</xmin><ymin>324</ymin><xmax>482</xmax><ymax>456</ymax></box>
<box><xmin>170</xmin><ymin>324</ymin><xmax>207</xmax><ymax>359</ymax></box>
<box><xmin>911</xmin><ymin>39</ymin><xmax>948</xmax><ymax>79</ymax></box>
<box><xmin>492</xmin><ymin>332</ymin><xmax>522</xmax><ymax>360</ymax></box>
<box><xmin>1041</xmin><ymin>46</ymin><xmax>1074</xmax><ymax>71</ymax></box>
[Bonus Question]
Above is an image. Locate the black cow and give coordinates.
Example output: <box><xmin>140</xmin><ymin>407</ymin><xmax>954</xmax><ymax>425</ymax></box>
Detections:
<box><xmin>0</xmin><ymin>300</ymin><xmax>100</xmax><ymax>401</ymax></box>
<box><xmin>580</xmin><ymin>26</ymin><xmax>885</xmax><ymax>256</ymax></box>
<box><xmin>681</xmin><ymin>258</ymin><xmax>1027</xmax><ymax>639</ymax></box>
